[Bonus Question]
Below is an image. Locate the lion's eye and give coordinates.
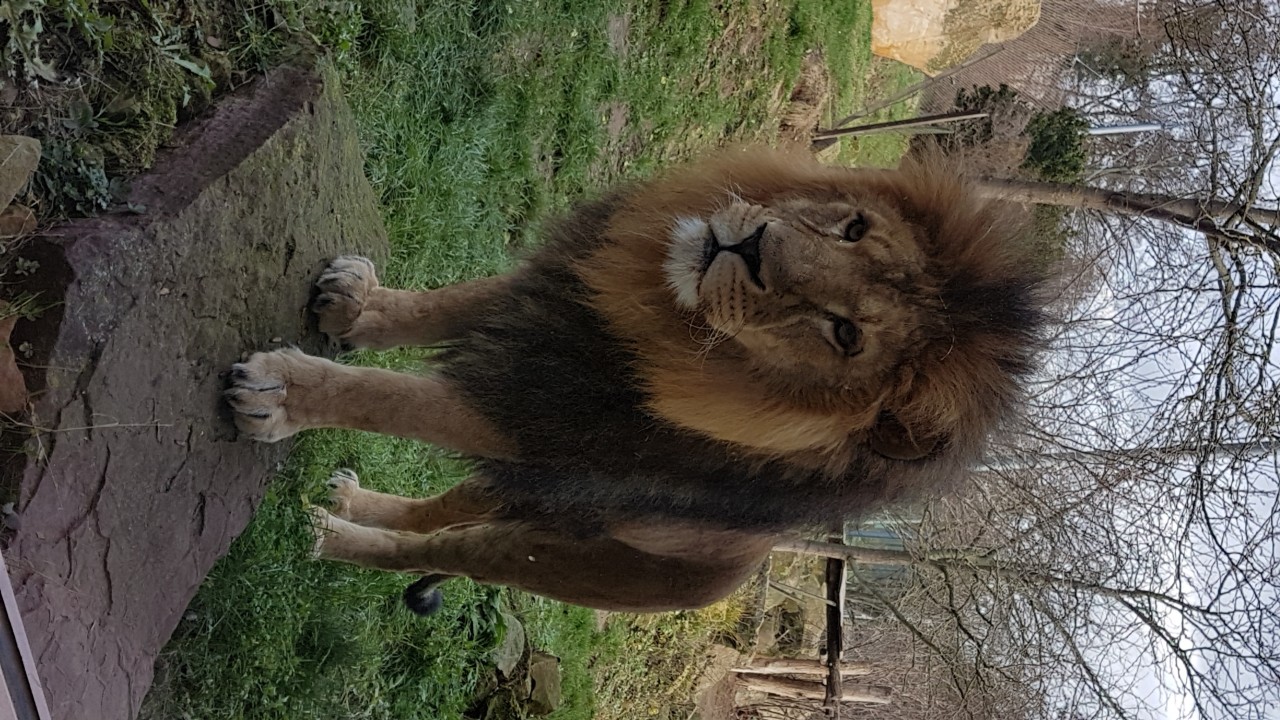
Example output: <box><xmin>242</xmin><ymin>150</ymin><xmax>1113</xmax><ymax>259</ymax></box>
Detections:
<box><xmin>842</xmin><ymin>213</ymin><xmax>869</xmax><ymax>243</ymax></box>
<box><xmin>829</xmin><ymin>317</ymin><xmax>863</xmax><ymax>357</ymax></box>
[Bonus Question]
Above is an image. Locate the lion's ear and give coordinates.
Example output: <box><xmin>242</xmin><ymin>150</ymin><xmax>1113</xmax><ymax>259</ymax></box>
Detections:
<box><xmin>868</xmin><ymin>411</ymin><xmax>939</xmax><ymax>461</ymax></box>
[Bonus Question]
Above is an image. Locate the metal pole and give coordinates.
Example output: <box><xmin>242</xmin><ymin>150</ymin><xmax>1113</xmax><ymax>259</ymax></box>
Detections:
<box><xmin>1087</xmin><ymin>123</ymin><xmax>1162</xmax><ymax>135</ymax></box>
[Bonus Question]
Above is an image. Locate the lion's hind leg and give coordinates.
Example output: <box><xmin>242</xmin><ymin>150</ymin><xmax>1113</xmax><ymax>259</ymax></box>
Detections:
<box><xmin>310</xmin><ymin>511</ymin><xmax>771</xmax><ymax>612</ymax></box>
<box><xmin>308</xmin><ymin>505</ymin><xmax>455</xmax><ymax>615</ymax></box>
<box><xmin>324</xmin><ymin>470</ymin><xmax>501</xmax><ymax>533</ymax></box>
<box><xmin>315</xmin><ymin>471</ymin><xmax>494</xmax><ymax>616</ymax></box>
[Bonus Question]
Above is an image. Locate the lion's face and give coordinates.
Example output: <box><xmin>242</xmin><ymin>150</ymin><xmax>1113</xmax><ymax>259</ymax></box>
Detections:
<box><xmin>663</xmin><ymin>196</ymin><xmax>937</xmax><ymax>390</ymax></box>
<box><xmin>582</xmin><ymin>147</ymin><xmax>1043</xmax><ymax>465</ymax></box>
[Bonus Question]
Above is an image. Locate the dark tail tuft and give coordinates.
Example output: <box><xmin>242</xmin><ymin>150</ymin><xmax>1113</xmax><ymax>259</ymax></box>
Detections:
<box><xmin>403</xmin><ymin>574</ymin><xmax>452</xmax><ymax>616</ymax></box>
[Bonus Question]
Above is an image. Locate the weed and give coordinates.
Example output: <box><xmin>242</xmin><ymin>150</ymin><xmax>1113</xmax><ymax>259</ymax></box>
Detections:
<box><xmin>0</xmin><ymin>291</ymin><xmax>47</xmax><ymax>321</ymax></box>
<box><xmin>0</xmin><ymin>0</ymin><xmax>57</xmax><ymax>82</ymax></box>
<box><xmin>31</xmin><ymin>137</ymin><xmax>115</xmax><ymax>215</ymax></box>
<box><xmin>837</xmin><ymin>57</ymin><xmax>925</xmax><ymax>167</ymax></box>
<box><xmin>46</xmin><ymin>0</ymin><xmax>114</xmax><ymax>64</ymax></box>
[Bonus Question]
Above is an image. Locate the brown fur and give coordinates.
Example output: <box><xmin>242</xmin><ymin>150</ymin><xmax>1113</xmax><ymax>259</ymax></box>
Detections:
<box><xmin>225</xmin><ymin>147</ymin><xmax>1043</xmax><ymax>612</ymax></box>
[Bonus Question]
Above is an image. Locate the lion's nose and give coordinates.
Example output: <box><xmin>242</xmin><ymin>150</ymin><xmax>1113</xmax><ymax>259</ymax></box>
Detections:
<box><xmin>717</xmin><ymin>223</ymin><xmax>767</xmax><ymax>290</ymax></box>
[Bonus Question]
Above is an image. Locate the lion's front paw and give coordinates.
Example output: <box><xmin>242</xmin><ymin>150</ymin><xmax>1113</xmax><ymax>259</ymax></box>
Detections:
<box><xmin>224</xmin><ymin>349</ymin><xmax>308</xmax><ymax>442</ymax></box>
<box><xmin>326</xmin><ymin>468</ymin><xmax>361</xmax><ymax>518</ymax></box>
<box><xmin>313</xmin><ymin>255</ymin><xmax>379</xmax><ymax>342</ymax></box>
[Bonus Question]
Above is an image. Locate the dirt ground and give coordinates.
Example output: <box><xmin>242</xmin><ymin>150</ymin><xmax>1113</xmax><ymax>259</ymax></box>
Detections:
<box><xmin>0</xmin><ymin>59</ymin><xmax>387</xmax><ymax>720</ymax></box>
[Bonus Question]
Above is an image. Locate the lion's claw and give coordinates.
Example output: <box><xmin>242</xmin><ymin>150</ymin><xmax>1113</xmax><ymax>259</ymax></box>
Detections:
<box><xmin>326</xmin><ymin>468</ymin><xmax>360</xmax><ymax>518</ymax></box>
<box><xmin>224</xmin><ymin>350</ymin><xmax>304</xmax><ymax>442</ymax></box>
<box><xmin>307</xmin><ymin>504</ymin><xmax>335</xmax><ymax>559</ymax></box>
<box><xmin>327</xmin><ymin>468</ymin><xmax>360</xmax><ymax>488</ymax></box>
<box><xmin>314</xmin><ymin>255</ymin><xmax>379</xmax><ymax>341</ymax></box>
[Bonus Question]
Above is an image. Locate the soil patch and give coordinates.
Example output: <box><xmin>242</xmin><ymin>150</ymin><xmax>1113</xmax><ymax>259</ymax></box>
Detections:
<box><xmin>604</xmin><ymin>101</ymin><xmax>630</xmax><ymax>145</ymax></box>
<box><xmin>0</xmin><ymin>58</ymin><xmax>387</xmax><ymax>720</ymax></box>
<box><xmin>606</xmin><ymin>13</ymin><xmax>630</xmax><ymax>57</ymax></box>
<box><xmin>779</xmin><ymin>51</ymin><xmax>832</xmax><ymax>143</ymax></box>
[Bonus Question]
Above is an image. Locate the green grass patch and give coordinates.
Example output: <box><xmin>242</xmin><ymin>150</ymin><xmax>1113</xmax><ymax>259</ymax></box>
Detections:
<box><xmin>142</xmin><ymin>431</ymin><xmax>504</xmax><ymax>719</ymax></box>
<box><xmin>7</xmin><ymin>0</ymin><xmax>923</xmax><ymax>716</ymax></box>
<box><xmin>837</xmin><ymin>57</ymin><xmax>925</xmax><ymax>167</ymax></box>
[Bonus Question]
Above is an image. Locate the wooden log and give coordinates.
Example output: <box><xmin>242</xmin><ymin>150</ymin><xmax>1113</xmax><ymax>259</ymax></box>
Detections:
<box><xmin>732</xmin><ymin>658</ymin><xmax>871</xmax><ymax>677</ymax></box>
<box><xmin>739</xmin><ymin>676</ymin><xmax>892</xmax><ymax>705</ymax></box>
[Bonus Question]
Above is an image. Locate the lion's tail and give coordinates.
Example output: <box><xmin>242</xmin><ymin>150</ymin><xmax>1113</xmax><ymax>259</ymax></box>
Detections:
<box><xmin>402</xmin><ymin>574</ymin><xmax>452</xmax><ymax>616</ymax></box>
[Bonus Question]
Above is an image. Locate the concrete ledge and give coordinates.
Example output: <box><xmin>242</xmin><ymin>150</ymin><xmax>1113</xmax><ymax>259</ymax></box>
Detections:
<box><xmin>1</xmin><ymin>58</ymin><xmax>388</xmax><ymax>720</ymax></box>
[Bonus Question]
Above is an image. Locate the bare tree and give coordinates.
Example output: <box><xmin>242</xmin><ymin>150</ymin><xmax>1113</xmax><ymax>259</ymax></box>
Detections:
<box><xmin>1055</xmin><ymin>0</ymin><xmax>1280</xmax><ymax>248</ymax></box>
<box><xmin>789</xmin><ymin>2</ymin><xmax>1280</xmax><ymax>718</ymax></box>
<box><xmin>971</xmin><ymin>177</ymin><xmax>1279</xmax><ymax>252</ymax></box>
<box><xmin>779</xmin><ymin>430</ymin><xmax>1277</xmax><ymax>719</ymax></box>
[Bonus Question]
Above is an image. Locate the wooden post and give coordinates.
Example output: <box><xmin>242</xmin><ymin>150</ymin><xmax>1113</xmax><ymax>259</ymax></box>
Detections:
<box><xmin>823</xmin><ymin>532</ymin><xmax>848</xmax><ymax>717</ymax></box>
<box><xmin>826</xmin><ymin>46</ymin><xmax>1007</xmax><ymax>129</ymax></box>
<box><xmin>812</xmin><ymin>111</ymin><xmax>988</xmax><ymax>141</ymax></box>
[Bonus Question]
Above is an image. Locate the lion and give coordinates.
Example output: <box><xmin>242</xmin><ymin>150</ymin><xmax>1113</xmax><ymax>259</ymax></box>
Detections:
<box><xmin>224</xmin><ymin>146</ymin><xmax>1044</xmax><ymax>614</ymax></box>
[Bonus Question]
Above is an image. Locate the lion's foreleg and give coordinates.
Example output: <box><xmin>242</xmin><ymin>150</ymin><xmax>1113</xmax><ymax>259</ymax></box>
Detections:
<box><xmin>225</xmin><ymin>349</ymin><xmax>515</xmax><ymax>457</ymax></box>
<box><xmin>313</xmin><ymin>255</ymin><xmax>517</xmax><ymax>349</ymax></box>
<box><xmin>326</xmin><ymin>469</ymin><xmax>501</xmax><ymax>533</ymax></box>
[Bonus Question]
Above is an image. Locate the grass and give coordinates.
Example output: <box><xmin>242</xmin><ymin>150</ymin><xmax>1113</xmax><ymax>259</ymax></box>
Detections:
<box><xmin>586</xmin><ymin>604</ymin><xmax>748</xmax><ymax>720</ymax></box>
<box><xmin>837</xmin><ymin>57</ymin><xmax>926</xmax><ymax>167</ymax></box>
<box><xmin>8</xmin><ymin>0</ymin><xmax>920</xmax><ymax>717</ymax></box>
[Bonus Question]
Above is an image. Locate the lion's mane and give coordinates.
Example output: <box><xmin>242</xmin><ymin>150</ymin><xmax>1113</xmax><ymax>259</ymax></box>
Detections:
<box><xmin>437</xmin><ymin>147</ymin><xmax>1044</xmax><ymax>531</ymax></box>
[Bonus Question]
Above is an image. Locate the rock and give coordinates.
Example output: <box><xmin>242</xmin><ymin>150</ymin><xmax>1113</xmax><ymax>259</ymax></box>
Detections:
<box><xmin>0</xmin><ymin>57</ymin><xmax>387</xmax><ymax>720</ymax></box>
<box><xmin>490</xmin><ymin>612</ymin><xmax>526</xmax><ymax>678</ymax></box>
<box><xmin>482</xmin><ymin>690</ymin><xmax>524</xmax><ymax>720</ymax></box>
<box><xmin>694</xmin><ymin>644</ymin><xmax>749</xmax><ymax>720</ymax></box>
<box><xmin>0</xmin><ymin>303</ymin><xmax>26</xmax><ymax>413</ymax></box>
<box><xmin>0</xmin><ymin>135</ymin><xmax>40</xmax><ymax>209</ymax></box>
<box><xmin>0</xmin><ymin>203</ymin><xmax>36</xmax><ymax>240</ymax></box>
<box><xmin>526</xmin><ymin>652</ymin><xmax>562</xmax><ymax>715</ymax></box>
<box><xmin>871</xmin><ymin>0</ymin><xmax>1041</xmax><ymax>74</ymax></box>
